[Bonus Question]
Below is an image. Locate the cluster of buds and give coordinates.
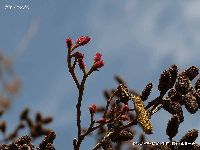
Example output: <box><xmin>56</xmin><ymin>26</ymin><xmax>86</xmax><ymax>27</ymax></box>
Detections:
<box><xmin>76</xmin><ymin>36</ymin><xmax>91</xmax><ymax>47</ymax></box>
<box><xmin>157</xmin><ymin>65</ymin><xmax>200</xmax><ymax>144</ymax></box>
<box><xmin>66</xmin><ymin>36</ymin><xmax>104</xmax><ymax>77</ymax></box>
<box><xmin>0</xmin><ymin>135</ymin><xmax>34</xmax><ymax>150</ymax></box>
<box><xmin>0</xmin><ymin>131</ymin><xmax>56</xmax><ymax>150</ymax></box>
<box><xmin>0</xmin><ymin>108</ymin><xmax>53</xmax><ymax>144</ymax></box>
<box><xmin>37</xmin><ymin>131</ymin><xmax>56</xmax><ymax>150</ymax></box>
<box><xmin>93</xmin><ymin>52</ymin><xmax>104</xmax><ymax>70</ymax></box>
<box><xmin>66</xmin><ymin>36</ymin><xmax>105</xmax><ymax>150</ymax></box>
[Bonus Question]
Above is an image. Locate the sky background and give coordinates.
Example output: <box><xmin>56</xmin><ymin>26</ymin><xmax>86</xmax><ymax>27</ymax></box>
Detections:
<box><xmin>0</xmin><ymin>0</ymin><xmax>200</xmax><ymax>149</ymax></box>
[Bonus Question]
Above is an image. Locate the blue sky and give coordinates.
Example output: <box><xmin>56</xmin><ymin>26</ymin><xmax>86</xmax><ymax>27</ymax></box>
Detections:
<box><xmin>0</xmin><ymin>0</ymin><xmax>200</xmax><ymax>149</ymax></box>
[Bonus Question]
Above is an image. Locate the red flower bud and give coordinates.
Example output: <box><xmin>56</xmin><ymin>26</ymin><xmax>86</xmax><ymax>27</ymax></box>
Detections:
<box><xmin>97</xmin><ymin>118</ymin><xmax>106</xmax><ymax>124</ymax></box>
<box><xmin>76</xmin><ymin>36</ymin><xmax>91</xmax><ymax>46</ymax></box>
<box><xmin>66</xmin><ymin>37</ymin><xmax>73</xmax><ymax>49</ymax></box>
<box><xmin>89</xmin><ymin>104</ymin><xmax>97</xmax><ymax>113</ymax></box>
<box><xmin>94</xmin><ymin>52</ymin><xmax>102</xmax><ymax>62</ymax></box>
<box><xmin>94</xmin><ymin>60</ymin><xmax>104</xmax><ymax>69</ymax></box>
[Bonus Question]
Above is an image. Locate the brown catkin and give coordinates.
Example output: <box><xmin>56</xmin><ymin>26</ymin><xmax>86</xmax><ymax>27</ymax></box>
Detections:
<box><xmin>195</xmin><ymin>78</ymin><xmax>200</xmax><ymax>90</ymax></box>
<box><xmin>158</xmin><ymin>65</ymin><xmax>178</xmax><ymax>95</ymax></box>
<box><xmin>168</xmin><ymin>64</ymin><xmax>178</xmax><ymax>86</ymax></box>
<box><xmin>162</xmin><ymin>100</ymin><xmax>184</xmax><ymax>123</ymax></box>
<box><xmin>184</xmin><ymin>66</ymin><xmax>199</xmax><ymax>81</ymax></box>
<box><xmin>166</xmin><ymin>115</ymin><xmax>180</xmax><ymax>140</ymax></box>
<box><xmin>37</xmin><ymin>131</ymin><xmax>56</xmax><ymax>150</ymax></box>
<box><xmin>195</xmin><ymin>89</ymin><xmax>200</xmax><ymax>109</ymax></box>
<box><xmin>117</xmin><ymin>84</ymin><xmax>131</xmax><ymax>104</ymax></box>
<box><xmin>14</xmin><ymin>135</ymin><xmax>32</xmax><ymax>145</ymax></box>
<box><xmin>158</xmin><ymin>70</ymin><xmax>172</xmax><ymax>94</ymax></box>
<box><xmin>3</xmin><ymin>135</ymin><xmax>34</xmax><ymax>150</ymax></box>
<box><xmin>18</xmin><ymin>144</ymin><xmax>30</xmax><ymax>150</ymax></box>
<box><xmin>180</xmin><ymin>129</ymin><xmax>198</xmax><ymax>143</ymax></box>
<box><xmin>7</xmin><ymin>143</ymin><xmax>18</xmax><ymax>150</ymax></box>
<box><xmin>175</xmin><ymin>73</ymin><xmax>190</xmax><ymax>95</ymax></box>
<box><xmin>111</xmin><ymin>130</ymin><xmax>133</xmax><ymax>142</ymax></box>
<box><xmin>46</xmin><ymin>143</ymin><xmax>55</xmax><ymax>150</ymax></box>
<box><xmin>184</xmin><ymin>92</ymin><xmax>198</xmax><ymax>114</ymax></box>
<box><xmin>141</xmin><ymin>82</ymin><xmax>153</xmax><ymax>101</ymax></box>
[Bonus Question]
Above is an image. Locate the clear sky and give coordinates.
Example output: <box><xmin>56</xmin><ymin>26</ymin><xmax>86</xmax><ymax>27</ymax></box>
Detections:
<box><xmin>0</xmin><ymin>0</ymin><xmax>200</xmax><ymax>149</ymax></box>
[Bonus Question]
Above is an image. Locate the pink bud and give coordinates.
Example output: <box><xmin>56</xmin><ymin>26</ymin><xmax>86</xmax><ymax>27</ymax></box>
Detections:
<box><xmin>94</xmin><ymin>52</ymin><xmax>102</xmax><ymax>62</ymax></box>
<box><xmin>76</xmin><ymin>36</ymin><xmax>91</xmax><ymax>46</ymax></box>
<box><xmin>94</xmin><ymin>60</ymin><xmax>104</xmax><ymax>69</ymax></box>
<box><xmin>89</xmin><ymin>104</ymin><xmax>97</xmax><ymax>113</ymax></box>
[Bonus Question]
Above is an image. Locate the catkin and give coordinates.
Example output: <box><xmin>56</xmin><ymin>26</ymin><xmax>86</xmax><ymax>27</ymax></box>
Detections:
<box><xmin>175</xmin><ymin>74</ymin><xmax>190</xmax><ymax>95</ymax></box>
<box><xmin>184</xmin><ymin>66</ymin><xmax>199</xmax><ymax>81</ymax></box>
<box><xmin>163</xmin><ymin>100</ymin><xmax>184</xmax><ymax>123</ymax></box>
<box><xmin>195</xmin><ymin>78</ymin><xmax>200</xmax><ymax>90</ymax></box>
<box><xmin>141</xmin><ymin>82</ymin><xmax>153</xmax><ymax>101</ymax></box>
<box><xmin>168</xmin><ymin>64</ymin><xmax>178</xmax><ymax>86</ymax></box>
<box><xmin>166</xmin><ymin>115</ymin><xmax>180</xmax><ymax>140</ymax></box>
<box><xmin>14</xmin><ymin>135</ymin><xmax>32</xmax><ymax>145</ymax></box>
<box><xmin>117</xmin><ymin>84</ymin><xmax>131</xmax><ymax>104</ymax></box>
<box><xmin>195</xmin><ymin>89</ymin><xmax>200</xmax><ymax>109</ymax></box>
<box><xmin>184</xmin><ymin>92</ymin><xmax>198</xmax><ymax>114</ymax></box>
<box><xmin>111</xmin><ymin>130</ymin><xmax>133</xmax><ymax>142</ymax></box>
<box><xmin>158</xmin><ymin>65</ymin><xmax>178</xmax><ymax>94</ymax></box>
<box><xmin>132</xmin><ymin>95</ymin><xmax>153</xmax><ymax>134</ymax></box>
<box><xmin>180</xmin><ymin>129</ymin><xmax>198</xmax><ymax>143</ymax></box>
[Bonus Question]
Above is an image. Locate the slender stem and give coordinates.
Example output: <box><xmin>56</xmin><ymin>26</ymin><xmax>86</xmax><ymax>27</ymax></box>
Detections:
<box><xmin>75</xmin><ymin>74</ymin><xmax>88</xmax><ymax>148</ymax></box>
<box><xmin>80</xmin><ymin>113</ymin><xmax>95</xmax><ymax>143</ymax></box>
<box><xmin>67</xmin><ymin>48</ymin><xmax>80</xmax><ymax>89</ymax></box>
